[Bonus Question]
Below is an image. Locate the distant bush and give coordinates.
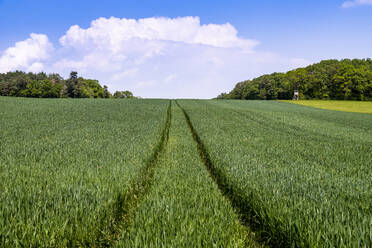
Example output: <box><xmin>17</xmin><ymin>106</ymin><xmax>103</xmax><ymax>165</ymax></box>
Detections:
<box><xmin>113</xmin><ymin>90</ymin><xmax>136</xmax><ymax>99</ymax></box>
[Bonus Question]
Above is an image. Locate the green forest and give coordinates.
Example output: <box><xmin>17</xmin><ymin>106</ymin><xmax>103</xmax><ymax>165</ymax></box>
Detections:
<box><xmin>217</xmin><ymin>59</ymin><xmax>372</xmax><ymax>100</ymax></box>
<box><xmin>0</xmin><ymin>71</ymin><xmax>135</xmax><ymax>99</ymax></box>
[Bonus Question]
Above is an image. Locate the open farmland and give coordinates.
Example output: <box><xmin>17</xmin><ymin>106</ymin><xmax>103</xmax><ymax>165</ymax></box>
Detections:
<box><xmin>178</xmin><ymin>100</ymin><xmax>372</xmax><ymax>247</ymax></box>
<box><xmin>0</xmin><ymin>97</ymin><xmax>170</xmax><ymax>247</ymax></box>
<box><xmin>280</xmin><ymin>100</ymin><xmax>372</xmax><ymax>114</ymax></box>
<box><xmin>117</xmin><ymin>102</ymin><xmax>259</xmax><ymax>247</ymax></box>
<box><xmin>1</xmin><ymin>97</ymin><xmax>371</xmax><ymax>247</ymax></box>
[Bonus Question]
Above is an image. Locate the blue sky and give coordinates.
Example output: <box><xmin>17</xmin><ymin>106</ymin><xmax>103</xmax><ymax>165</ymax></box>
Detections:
<box><xmin>1</xmin><ymin>0</ymin><xmax>372</xmax><ymax>98</ymax></box>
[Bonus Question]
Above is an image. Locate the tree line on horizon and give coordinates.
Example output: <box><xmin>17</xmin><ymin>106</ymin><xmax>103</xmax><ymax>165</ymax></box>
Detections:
<box><xmin>0</xmin><ymin>71</ymin><xmax>136</xmax><ymax>99</ymax></box>
<box><xmin>217</xmin><ymin>59</ymin><xmax>372</xmax><ymax>101</ymax></box>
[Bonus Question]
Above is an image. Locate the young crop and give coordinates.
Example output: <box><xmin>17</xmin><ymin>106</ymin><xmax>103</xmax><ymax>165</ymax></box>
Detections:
<box><xmin>116</xmin><ymin>102</ymin><xmax>259</xmax><ymax>247</ymax></box>
<box><xmin>178</xmin><ymin>99</ymin><xmax>372</xmax><ymax>247</ymax></box>
<box><xmin>1</xmin><ymin>96</ymin><xmax>371</xmax><ymax>247</ymax></box>
<box><xmin>0</xmin><ymin>97</ymin><xmax>169</xmax><ymax>247</ymax></box>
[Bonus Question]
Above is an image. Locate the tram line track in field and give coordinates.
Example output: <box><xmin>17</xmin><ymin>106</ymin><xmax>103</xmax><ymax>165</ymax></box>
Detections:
<box><xmin>175</xmin><ymin>100</ymin><xmax>273</xmax><ymax>247</ymax></box>
<box><xmin>96</xmin><ymin>101</ymin><xmax>172</xmax><ymax>247</ymax></box>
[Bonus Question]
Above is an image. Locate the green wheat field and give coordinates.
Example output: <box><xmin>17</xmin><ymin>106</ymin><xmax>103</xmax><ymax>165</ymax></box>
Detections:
<box><xmin>0</xmin><ymin>97</ymin><xmax>371</xmax><ymax>247</ymax></box>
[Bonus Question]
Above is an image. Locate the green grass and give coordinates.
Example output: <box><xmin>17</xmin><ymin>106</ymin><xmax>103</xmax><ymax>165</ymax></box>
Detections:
<box><xmin>1</xmin><ymin>97</ymin><xmax>371</xmax><ymax>247</ymax></box>
<box><xmin>178</xmin><ymin>99</ymin><xmax>372</xmax><ymax>247</ymax></box>
<box><xmin>116</xmin><ymin>102</ymin><xmax>259</xmax><ymax>247</ymax></box>
<box><xmin>280</xmin><ymin>100</ymin><xmax>372</xmax><ymax>113</ymax></box>
<box><xmin>0</xmin><ymin>97</ymin><xmax>169</xmax><ymax>247</ymax></box>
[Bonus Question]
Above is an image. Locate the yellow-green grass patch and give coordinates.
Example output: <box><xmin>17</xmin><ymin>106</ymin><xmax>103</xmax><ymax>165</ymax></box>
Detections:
<box><xmin>279</xmin><ymin>100</ymin><xmax>372</xmax><ymax>114</ymax></box>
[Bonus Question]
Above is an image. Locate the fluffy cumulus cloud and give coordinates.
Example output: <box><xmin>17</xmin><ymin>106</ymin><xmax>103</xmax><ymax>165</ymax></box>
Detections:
<box><xmin>0</xmin><ymin>33</ymin><xmax>53</xmax><ymax>73</ymax></box>
<box><xmin>0</xmin><ymin>16</ymin><xmax>311</xmax><ymax>98</ymax></box>
<box><xmin>342</xmin><ymin>0</ymin><xmax>372</xmax><ymax>8</ymax></box>
<box><xmin>59</xmin><ymin>17</ymin><xmax>259</xmax><ymax>51</ymax></box>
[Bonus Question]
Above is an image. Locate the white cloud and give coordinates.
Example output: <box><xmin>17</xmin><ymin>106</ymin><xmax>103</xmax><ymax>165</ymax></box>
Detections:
<box><xmin>59</xmin><ymin>16</ymin><xmax>259</xmax><ymax>52</ymax></box>
<box><xmin>27</xmin><ymin>62</ymin><xmax>44</xmax><ymax>73</ymax></box>
<box><xmin>0</xmin><ymin>16</ymin><xmax>311</xmax><ymax>98</ymax></box>
<box><xmin>342</xmin><ymin>0</ymin><xmax>372</xmax><ymax>8</ymax></box>
<box><xmin>0</xmin><ymin>33</ymin><xmax>53</xmax><ymax>73</ymax></box>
